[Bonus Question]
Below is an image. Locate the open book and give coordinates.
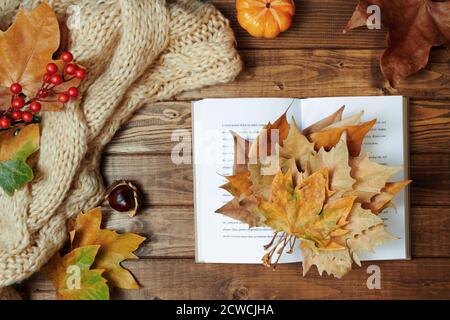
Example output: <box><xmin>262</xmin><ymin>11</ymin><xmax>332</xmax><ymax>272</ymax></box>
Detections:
<box><xmin>193</xmin><ymin>96</ymin><xmax>410</xmax><ymax>264</ymax></box>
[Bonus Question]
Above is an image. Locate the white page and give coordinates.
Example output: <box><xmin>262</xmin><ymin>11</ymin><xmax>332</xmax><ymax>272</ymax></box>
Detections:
<box><xmin>300</xmin><ymin>96</ymin><xmax>409</xmax><ymax>260</ymax></box>
<box><xmin>193</xmin><ymin>98</ymin><xmax>303</xmax><ymax>263</ymax></box>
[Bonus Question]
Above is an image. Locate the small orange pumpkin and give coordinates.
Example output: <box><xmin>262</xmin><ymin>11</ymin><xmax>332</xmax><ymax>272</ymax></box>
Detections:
<box><xmin>236</xmin><ymin>0</ymin><xmax>295</xmax><ymax>38</ymax></box>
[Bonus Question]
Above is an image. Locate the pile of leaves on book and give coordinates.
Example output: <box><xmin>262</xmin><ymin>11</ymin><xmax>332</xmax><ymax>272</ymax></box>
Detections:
<box><xmin>217</xmin><ymin>107</ymin><xmax>411</xmax><ymax>278</ymax></box>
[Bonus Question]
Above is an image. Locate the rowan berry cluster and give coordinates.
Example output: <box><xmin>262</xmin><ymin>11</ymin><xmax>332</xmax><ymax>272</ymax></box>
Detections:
<box><xmin>0</xmin><ymin>51</ymin><xmax>86</xmax><ymax>129</ymax></box>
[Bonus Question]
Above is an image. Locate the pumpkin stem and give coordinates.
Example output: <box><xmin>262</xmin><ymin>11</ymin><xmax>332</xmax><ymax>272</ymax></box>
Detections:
<box><xmin>265</xmin><ymin>1</ymin><xmax>271</xmax><ymax>9</ymax></box>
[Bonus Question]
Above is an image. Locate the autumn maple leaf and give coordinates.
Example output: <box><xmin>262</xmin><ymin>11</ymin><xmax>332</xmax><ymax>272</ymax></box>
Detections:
<box><xmin>71</xmin><ymin>207</ymin><xmax>146</xmax><ymax>289</ymax></box>
<box><xmin>0</xmin><ymin>3</ymin><xmax>81</xmax><ymax>111</ymax></box>
<box><xmin>344</xmin><ymin>0</ymin><xmax>450</xmax><ymax>86</ymax></box>
<box><xmin>45</xmin><ymin>245</ymin><xmax>110</xmax><ymax>300</ymax></box>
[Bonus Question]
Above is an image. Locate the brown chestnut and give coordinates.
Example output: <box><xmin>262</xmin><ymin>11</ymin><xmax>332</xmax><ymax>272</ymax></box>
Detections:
<box><xmin>105</xmin><ymin>180</ymin><xmax>141</xmax><ymax>217</ymax></box>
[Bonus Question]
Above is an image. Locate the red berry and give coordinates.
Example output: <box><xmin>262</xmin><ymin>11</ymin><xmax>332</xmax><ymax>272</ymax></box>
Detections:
<box><xmin>10</xmin><ymin>83</ymin><xmax>22</xmax><ymax>94</ymax></box>
<box><xmin>37</xmin><ymin>89</ymin><xmax>49</xmax><ymax>99</ymax></box>
<box><xmin>0</xmin><ymin>116</ymin><xmax>11</xmax><ymax>129</ymax></box>
<box><xmin>46</xmin><ymin>63</ymin><xmax>58</xmax><ymax>74</ymax></box>
<box><xmin>67</xmin><ymin>87</ymin><xmax>79</xmax><ymax>98</ymax></box>
<box><xmin>21</xmin><ymin>111</ymin><xmax>33</xmax><ymax>123</ymax></box>
<box><xmin>65</xmin><ymin>64</ymin><xmax>77</xmax><ymax>75</ymax></box>
<box><xmin>10</xmin><ymin>111</ymin><xmax>22</xmax><ymax>120</ymax></box>
<box><xmin>75</xmin><ymin>68</ymin><xmax>86</xmax><ymax>80</ymax></box>
<box><xmin>12</xmin><ymin>97</ymin><xmax>25</xmax><ymax>110</ymax></box>
<box><xmin>50</xmin><ymin>74</ymin><xmax>63</xmax><ymax>85</ymax></box>
<box><xmin>61</xmin><ymin>51</ymin><xmax>73</xmax><ymax>63</ymax></box>
<box><xmin>58</xmin><ymin>93</ymin><xmax>70</xmax><ymax>103</ymax></box>
<box><xmin>43</xmin><ymin>72</ymin><xmax>52</xmax><ymax>83</ymax></box>
<box><xmin>29</xmin><ymin>101</ymin><xmax>42</xmax><ymax>113</ymax></box>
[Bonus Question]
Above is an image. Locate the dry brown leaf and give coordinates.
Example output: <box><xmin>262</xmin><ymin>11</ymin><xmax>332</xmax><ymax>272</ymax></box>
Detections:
<box><xmin>345</xmin><ymin>0</ymin><xmax>450</xmax><ymax>86</ymax></box>
<box><xmin>309</xmin><ymin>133</ymin><xmax>355</xmax><ymax>193</ymax></box>
<box><xmin>221</xmin><ymin>171</ymin><xmax>252</xmax><ymax>199</ymax></box>
<box><xmin>249</xmin><ymin>111</ymin><xmax>289</xmax><ymax>160</ymax></box>
<box><xmin>215</xmin><ymin>196</ymin><xmax>262</xmax><ymax>228</ymax></box>
<box><xmin>347</xmin><ymin>224</ymin><xmax>398</xmax><ymax>262</ymax></box>
<box><xmin>303</xmin><ymin>106</ymin><xmax>345</xmax><ymax>136</ymax></box>
<box><xmin>308</xmin><ymin>119</ymin><xmax>376</xmax><ymax>157</ymax></box>
<box><xmin>231</xmin><ymin>131</ymin><xmax>250</xmax><ymax>174</ymax></box>
<box><xmin>300</xmin><ymin>239</ymin><xmax>352</xmax><ymax>279</ymax></box>
<box><xmin>349</xmin><ymin>154</ymin><xmax>400</xmax><ymax>202</ymax></box>
<box><xmin>363</xmin><ymin>180</ymin><xmax>412</xmax><ymax>213</ymax></box>
<box><xmin>323</xmin><ymin>111</ymin><xmax>363</xmax><ymax>130</ymax></box>
<box><xmin>280</xmin><ymin>118</ymin><xmax>315</xmax><ymax>172</ymax></box>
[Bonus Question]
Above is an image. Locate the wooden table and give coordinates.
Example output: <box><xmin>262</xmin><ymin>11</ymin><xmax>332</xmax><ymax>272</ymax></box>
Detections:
<box><xmin>26</xmin><ymin>0</ymin><xmax>450</xmax><ymax>299</ymax></box>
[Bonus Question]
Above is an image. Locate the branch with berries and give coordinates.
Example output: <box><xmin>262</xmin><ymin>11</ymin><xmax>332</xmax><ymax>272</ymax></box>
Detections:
<box><xmin>0</xmin><ymin>51</ymin><xmax>86</xmax><ymax>130</ymax></box>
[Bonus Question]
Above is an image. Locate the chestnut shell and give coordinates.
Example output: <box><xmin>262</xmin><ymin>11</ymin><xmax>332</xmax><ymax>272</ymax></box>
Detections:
<box><xmin>108</xmin><ymin>185</ymin><xmax>135</xmax><ymax>212</ymax></box>
<box><xmin>105</xmin><ymin>180</ymin><xmax>141</xmax><ymax>217</ymax></box>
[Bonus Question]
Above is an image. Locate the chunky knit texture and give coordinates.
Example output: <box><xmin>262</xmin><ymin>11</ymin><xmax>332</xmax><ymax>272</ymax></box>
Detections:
<box><xmin>0</xmin><ymin>0</ymin><xmax>242</xmax><ymax>298</ymax></box>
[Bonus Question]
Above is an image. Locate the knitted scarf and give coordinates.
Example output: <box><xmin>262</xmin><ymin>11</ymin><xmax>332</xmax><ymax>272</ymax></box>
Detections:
<box><xmin>0</xmin><ymin>0</ymin><xmax>242</xmax><ymax>298</ymax></box>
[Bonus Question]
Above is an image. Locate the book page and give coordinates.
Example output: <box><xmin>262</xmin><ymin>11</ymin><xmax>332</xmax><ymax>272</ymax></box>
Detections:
<box><xmin>193</xmin><ymin>98</ymin><xmax>303</xmax><ymax>263</ymax></box>
<box><xmin>300</xmin><ymin>96</ymin><xmax>409</xmax><ymax>260</ymax></box>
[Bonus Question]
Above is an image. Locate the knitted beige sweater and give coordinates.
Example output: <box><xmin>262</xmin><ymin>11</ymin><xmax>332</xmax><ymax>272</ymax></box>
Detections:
<box><xmin>0</xmin><ymin>0</ymin><xmax>242</xmax><ymax>298</ymax></box>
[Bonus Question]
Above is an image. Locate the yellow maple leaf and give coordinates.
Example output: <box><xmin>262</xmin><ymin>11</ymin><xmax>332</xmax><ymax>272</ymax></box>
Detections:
<box><xmin>71</xmin><ymin>207</ymin><xmax>146</xmax><ymax>289</ymax></box>
<box><xmin>258</xmin><ymin>168</ymin><xmax>353</xmax><ymax>249</ymax></box>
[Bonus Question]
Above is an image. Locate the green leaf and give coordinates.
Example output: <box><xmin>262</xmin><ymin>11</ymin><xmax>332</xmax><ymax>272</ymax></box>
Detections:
<box><xmin>45</xmin><ymin>245</ymin><xmax>110</xmax><ymax>300</ymax></box>
<box><xmin>0</xmin><ymin>124</ymin><xmax>39</xmax><ymax>196</ymax></box>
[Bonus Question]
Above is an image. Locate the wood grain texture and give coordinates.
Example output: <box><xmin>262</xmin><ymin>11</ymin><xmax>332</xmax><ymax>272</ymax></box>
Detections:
<box><xmin>26</xmin><ymin>258</ymin><xmax>450</xmax><ymax>300</ymax></box>
<box><xmin>98</xmin><ymin>206</ymin><xmax>449</xmax><ymax>259</ymax></box>
<box><xmin>102</xmin><ymin>153</ymin><xmax>450</xmax><ymax>207</ymax></box>
<box><xmin>176</xmin><ymin>49</ymin><xmax>450</xmax><ymax>100</ymax></box>
<box><xmin>105</xmin><ymin>100</ymin><xmax>450</xmax><ymax>155</ymax></box>
<box><xmin>213</xmin><ymin>0</ymin><xmax>388</xmax><ymax>49</ymax></box>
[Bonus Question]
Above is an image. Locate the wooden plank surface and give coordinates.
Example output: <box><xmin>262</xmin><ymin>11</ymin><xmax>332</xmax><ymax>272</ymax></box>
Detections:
<box><xmin>176</xmin><ymin>49</ymin><xmax>450</xmax><ymax>100</ymax></box>
<box><xmin>24</xmin><ymin>0</ymin><xmax>450</xmax><ymax>300</ymax></box>
<box><xmin>26</xmin><ymin>259</ymin><xmax>450</xmax><ymax>300</ymax></box>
